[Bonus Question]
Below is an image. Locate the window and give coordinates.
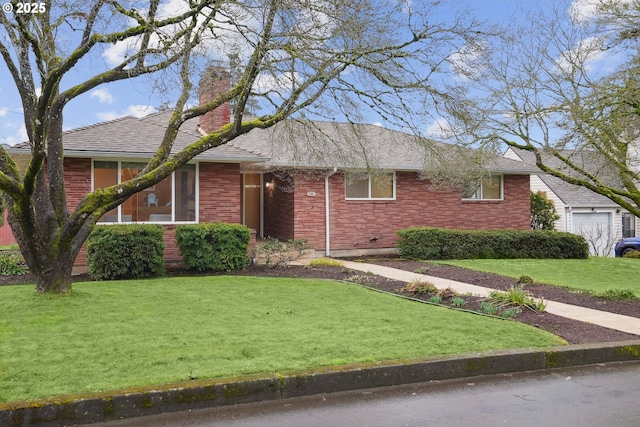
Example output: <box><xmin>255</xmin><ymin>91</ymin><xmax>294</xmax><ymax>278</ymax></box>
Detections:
<box><xmin>93</xmin><ymin>160</ymin><xmax>197</xmax><ymax>223</ymax></box>
<box><xmin>345</xmin><ymin>172</ymin><xmax>395</xmax><ymax>200</ymax></box>
<box><xmin>622</xmin><ymin>213</ymin><xmax>636</xmax><ymax>238</ymax></box>
<box><xmin>462</xmin><ymin>175</ymin><xmax>503</xmax><ymax>200</ymax></box>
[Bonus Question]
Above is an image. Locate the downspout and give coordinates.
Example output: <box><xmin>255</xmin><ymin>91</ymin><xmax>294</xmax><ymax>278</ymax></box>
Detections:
<box><xmin>325</xmin><ymin>168</ymin><xmax>338</xmax><ymax>257</ymax></box>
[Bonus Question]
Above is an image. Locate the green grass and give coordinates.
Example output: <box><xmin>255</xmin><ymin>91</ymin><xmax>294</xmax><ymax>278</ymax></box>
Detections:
<box><xmin>0</xmin><ymin>276</ymin><xmax>564</xmax><ymax>403</ymax></box>
<box><xmin>436</xmin><ymin>258</ymin><xmax>640</xmax><ymax>297</ymax></box>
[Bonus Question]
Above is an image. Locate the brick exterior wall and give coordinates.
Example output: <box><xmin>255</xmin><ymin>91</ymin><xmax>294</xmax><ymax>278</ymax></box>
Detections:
<box><xmin>263</xmin><ymin>173</ymin><xmax>296</xmax><ymax>241</ymax></box>
<box><xmin>64</xmin><ymin>158</ymin><xmax>93</xmax><ymax>209</ymax></box>
<box><xmin>64</xmin><ymin>158</ymin><xmax>93</xmax><ymax>266</ymax></box>
<box><xmin>63</xmin><ymin>160</ymin><xmax>244</xmax><ymax>267</ymax></box>
<box><xmin>198</xmin><ymin>162</ymin><xmax>242</xmax><ymax>223</ymax></box>
<box><xmin>198</xmin><ymin>67</ymin><xmax>231</xmax><ymax>134</ymax></box>
<box><xmin>269</xmin><ymin>171</ymin><xmax>531</xmax><ymax>253</ymax></box>
<box><xmin>4</xmin><ymin>157</ymin><xmax>530</xmax><ymax>266</ymax></box>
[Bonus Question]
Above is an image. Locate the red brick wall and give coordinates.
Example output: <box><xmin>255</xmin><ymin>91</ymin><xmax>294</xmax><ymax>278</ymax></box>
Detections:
<box><xmin>198</xmin><ymin>67</ymin><xmax>231</xmax><ymax>134</ymax></box>
<box><xmin>286</xmin><ymin>172</ymin><xmax>530</xmax><ymax>252</ymax></box>
<box><xmin>64</xmin><ymin>158</ymin><xmax>93</xmax><ymax>209</ymax></box>
<box><xmin>198</xmin><ymin>163</ymin><xmax>241</xmax><ymax>223</ymax></box>
<box><xmin>0</xmin><ymin>158</ymin><xmax>93</xmax><ymax>246</ymax></box>
<box><xmin>263</xmin><ymin>173</ymin><xmax>296</xmax><ymax>241</ymax></box>
<box><xmin>292</xmin><ymin>176</ymin><xmax>326</xmax><ymax>249</ymax></box>
<box><xmin>66</xmin><ymin>160</ymin><xmax>244</xmax><ymax>267</ymax></box>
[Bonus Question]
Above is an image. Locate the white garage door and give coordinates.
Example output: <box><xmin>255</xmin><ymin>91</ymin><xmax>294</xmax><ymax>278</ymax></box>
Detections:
<box><xmin>572</xmin><ymin>212</ymin><xmax>613</xmax><ymax>256</ymax></box>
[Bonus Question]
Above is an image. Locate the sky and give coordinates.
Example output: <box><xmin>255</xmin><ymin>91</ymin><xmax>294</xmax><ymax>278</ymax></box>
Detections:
<box><xmin>0</xmin><ymin>0</ymin><xmax>614</xmax><ymax>146</ymax></box>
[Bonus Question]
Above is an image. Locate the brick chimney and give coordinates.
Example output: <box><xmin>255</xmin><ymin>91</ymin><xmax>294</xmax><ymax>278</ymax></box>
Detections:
<box><xmin>198</xmin><ymin>67</ymin><xmax>231</xmax><ymax>134</ymax></box>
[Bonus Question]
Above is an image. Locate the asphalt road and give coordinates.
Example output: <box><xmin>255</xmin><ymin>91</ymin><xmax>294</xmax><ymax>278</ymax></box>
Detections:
<box><xmin>81</xmin><ymin>361</ymin><xmax>640</xmax><ymax>427</ymax></box>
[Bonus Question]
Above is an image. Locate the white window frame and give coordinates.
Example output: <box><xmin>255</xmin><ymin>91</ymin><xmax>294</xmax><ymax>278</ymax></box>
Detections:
<box><xmin>92</xmin><ymin>159</ymin><xmax>199</xmax><ymax>224</ymax></box>
<box><xmin>462</xmin><ymin>175</ymin><xmax>504</xmax><ymax>201</ymax></box>
<box><xmin>345</xmin><ymin>171</ymin><xmax>396</xmax><ymax>200</ymax></box>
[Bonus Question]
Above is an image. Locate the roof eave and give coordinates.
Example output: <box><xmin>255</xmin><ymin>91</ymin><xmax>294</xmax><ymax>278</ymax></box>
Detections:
<box><xmin>8</xmin><ymin>147</ymin><xmax>269</xmax><ymax>164</ymax></box>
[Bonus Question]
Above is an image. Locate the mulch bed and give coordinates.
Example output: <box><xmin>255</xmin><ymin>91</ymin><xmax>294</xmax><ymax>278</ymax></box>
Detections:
<box><xmin>3</xmin><ymin>259</ymin><xmax>639</xmax><ymax>345</ymax></box>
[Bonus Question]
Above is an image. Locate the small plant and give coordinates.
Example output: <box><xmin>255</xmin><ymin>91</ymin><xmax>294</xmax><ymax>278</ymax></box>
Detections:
<box><xmin>403</xmin><ymin>279</ymin><xmax>438</xmax><ymax>295</ymax></box>
<box><xmin>499</xmin><ymin>307</ymin><xmax>521</xmax><ymax>318</ymax></box>
<box><xmin>345</xmin><ymin>274</ymin><xmax>373</xmax><ymax>285</ymax></box>
<box><xmin>479</xmin><ymin>301</ymin><xmax>498</xmax><ymax>316</ymax></box>
<box><xmin>517</xmin><ymin>275</ymin><xmax>535</xmax><ymax>285</ymax></box>
<box><xmin>413</xmin><ymin>266</ymin><xmax>430</xmax><ymax>275</ymax></box>
<box><xmin>438</xmin><ymin>287</ymin><xmax>459</xmax><ymax>299</ymax></box>
<box><xmin>254</xmin><ymin>238</ymin><xmax>313</xmax><ymax>268</ymax></box>
<box><xmin>0</xmin><ymin>252</ymin><xmax>27</xmax><ymax>275</ymax></box>
<box><xmin>599</xmin><ymin>288</ymin><xmax>637</xmax><ymax>300</ymax></box>
<box><xmin>623</xmin><ymin>250</ymin><xmax>640</xmax><ymax>259</ymax></box>
<box><xmin>487</xmin><ymin>286</ymin><xmax>546</xmax><ymax>312</ymax></box>
<box><xmin>428</xmin><ymin>294</ymin><xmax>443</xmax><ymax>304</ymax></box>
<box><xmin>309</xmin><ymin>258</ymin><xmax>344</xmax><ymax>267</ymax></box>
<box><xmin>451</xmin><ymin>296</ymin><xmax>467</xmax><ymax>308</ymax></box>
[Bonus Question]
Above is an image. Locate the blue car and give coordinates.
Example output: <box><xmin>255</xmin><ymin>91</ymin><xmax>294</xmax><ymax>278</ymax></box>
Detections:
<box><xmin>615</xmin><ymin>237</ymin><xmax>640</xmax><ymax>257</ymax></box>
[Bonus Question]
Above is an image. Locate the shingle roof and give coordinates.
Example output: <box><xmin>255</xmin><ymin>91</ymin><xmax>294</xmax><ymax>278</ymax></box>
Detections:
<box><xmin>11</xmin><ymin>111</ymin><xmax>265</xmax><ymax>163</ymax></box>
<box><xmin>228</xmin><ymin>120</ymin><xmax>537</xmax><ymax>174</ymax></box>
<box><xmin>10</xmin><ymin>112</ymin><xmax>536</xmax><ymax>175</ymax></box>
<box><xmin>508</xmin><ymin>147</ymin><xmax>621</xmax><ymax>207</ymax></box>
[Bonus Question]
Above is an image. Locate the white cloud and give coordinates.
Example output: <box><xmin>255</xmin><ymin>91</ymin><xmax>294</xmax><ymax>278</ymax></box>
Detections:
<box><xmin>96</xmin><ymin>104</ymin><xmax>157</xmax><ymax>122</ymax></box>
<box><xmin>127</xmin><ymin>105</ymin><xmax>157</xmax><ymax>117</ymax></box>
<box><xmin>0</xmin><ymin>126</ymin><xmax>28</xmax><ymax>146</ymax></box>
<box><xmin>157</xmin><ymin>0</ymin><xmax>190</xmax><ymax>19</ymax></box>
<box><xmin>448</xmin><ymin>40</ymin><xmax>488</xmax><ymax>80</ymax></box>
<box><xmin>570</xmin><ymin>0</ymin><xmax>634</xmax><ymax>22</ymax></box>
<box><xmin>90</xmin><ymin>88</ymin><xmax>114</xmax><ymax>104</ymax></box>
<box><xmin>0</xmin><ymin>107</ymin><xmax>7</xmax><ymax>117</ymax></box>
<box><xmin>96</xmin><ymin>111</ymin><xmax>121</xmax><ymax>121</ymax></box>
<box><xmin>425</xmin><ymin>118</ymin><xmax>460</xmax><ymax>139</ymax></box>
<box><xmin>555</xmin><ymin>36</ymin><xmax>609</xmax><ymax>74</ymax></box>
<box><xmin>570</xmin><ymin>0</ymin><xmax>601</xmax><ymax>22</ymax></box>
<box><xmin>102</xmin><ymin>38</ymin><xmax>140</xmax><ymax>67</ymax></box>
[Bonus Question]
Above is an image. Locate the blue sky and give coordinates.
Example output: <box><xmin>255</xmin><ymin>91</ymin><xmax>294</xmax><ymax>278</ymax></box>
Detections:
<box><xmin>0</xmin><ymin>0</ymin><xmax>603</xmax><ymax>145</ymax></box>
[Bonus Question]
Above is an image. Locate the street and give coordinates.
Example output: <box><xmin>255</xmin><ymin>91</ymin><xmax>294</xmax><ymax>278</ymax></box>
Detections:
<box><xmin>80</xmin><ymin>361</ymin><xmax>640</xmax><ymax>427</ymax></box>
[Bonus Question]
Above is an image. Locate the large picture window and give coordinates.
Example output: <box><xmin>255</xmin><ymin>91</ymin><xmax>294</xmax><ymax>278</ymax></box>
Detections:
<box><xmin>462</xmin><ymin>175</ymin><xmax>503</xmax><ymax>200</ymax></box>
<box><xmin>345</xmin><ymin>172</ymin><xmax>395</xmax><ymax>200</ymax></box>
<box><xmin>93</xmin><ymin>161</ymin><xmax>197</xmax><ymax>223</ymax></box>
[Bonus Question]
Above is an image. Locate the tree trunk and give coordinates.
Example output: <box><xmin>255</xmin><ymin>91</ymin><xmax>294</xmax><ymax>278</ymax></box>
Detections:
<box><xmin>34</xmin><ymin>255</ymin><xmax>76</xmax><ymax>293</ymax></box>
<box><xmin>7</xmin><ymin>196</ymin><xmax>88</xmax><ymax>294</ymax></box>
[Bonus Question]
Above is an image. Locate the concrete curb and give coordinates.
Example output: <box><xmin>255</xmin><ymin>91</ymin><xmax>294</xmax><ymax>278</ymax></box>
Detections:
<box><xmin>2</xmin><ymin>340</ymin><xmax>640</xmax><ymax>427</ymax></box>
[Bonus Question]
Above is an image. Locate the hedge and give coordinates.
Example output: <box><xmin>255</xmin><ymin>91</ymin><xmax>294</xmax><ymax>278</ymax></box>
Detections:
<box><xmin>175</xmin><ymin>223</ymin><xmax>251</xmax><ymax>272</ymax></box>
<box><xmin>86</xmin><ymin>224</ymin><xmax>166</xmax><ymax>280</ymax></box>
<box><xmin>396</xmin><ymin>227</ymin><xmax>589</xmax><ymax>260</ymax></box>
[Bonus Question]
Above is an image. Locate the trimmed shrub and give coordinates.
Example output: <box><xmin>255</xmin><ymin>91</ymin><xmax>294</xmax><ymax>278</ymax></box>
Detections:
<box><xmin>396</xmin><ymin>227</ymin><xmax>589</xmax><ymax>260</ymax></box>
<box><xmin>175</xmin><ymin>223</ymin><xmax>250</xmax><ymax>272</ymax></box>
<box><xmin>87</xmin><ymin>224</ymin><xmax>166</xmax><ymax>280</ymax></box>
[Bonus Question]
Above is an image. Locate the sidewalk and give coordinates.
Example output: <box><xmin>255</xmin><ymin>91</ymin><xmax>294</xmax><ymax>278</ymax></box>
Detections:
<box><xmin>339</xmin><ymin>260</ymin><xmax>640</xmax><ymax>336</ymax></box>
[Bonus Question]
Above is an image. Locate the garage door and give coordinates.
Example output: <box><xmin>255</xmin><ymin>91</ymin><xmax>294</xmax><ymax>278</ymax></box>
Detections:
<box><xmin>572</xmin><ymin>212</ymin><xmax>613</xmax><ymax>256</ymax></box>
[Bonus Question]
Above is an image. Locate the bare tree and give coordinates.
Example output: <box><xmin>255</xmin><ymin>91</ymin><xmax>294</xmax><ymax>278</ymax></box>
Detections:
<box><xmin>0</xmin><ymin>0</ymin><xmax>481</xmax><ymax>292</ymax></box>
<box><xmin>441</xmin><ymin>0</ymin><xmax>640</xmax><ymax>218</ymax></box>
<box><xmin>577</xmin><ymin>222</ymin><xmax>617</xmax><ymax>256</ymax></box>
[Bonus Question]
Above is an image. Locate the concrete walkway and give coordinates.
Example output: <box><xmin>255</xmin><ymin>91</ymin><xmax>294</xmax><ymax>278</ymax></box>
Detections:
<box><xmin>339</xmin><ymin>260</ymin><xmax>640</xmax><ymax>336</ymax></box>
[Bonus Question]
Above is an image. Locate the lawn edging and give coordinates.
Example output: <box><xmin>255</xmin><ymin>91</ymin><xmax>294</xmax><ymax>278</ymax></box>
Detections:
<box><xmin>2</xmin><ymin>340</ymin><xmax>640</xmax><ymax>427</ymax></box>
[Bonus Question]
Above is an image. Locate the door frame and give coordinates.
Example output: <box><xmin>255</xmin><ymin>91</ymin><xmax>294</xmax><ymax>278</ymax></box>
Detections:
<box><xmin>241</xmin><ymin>173</ymin><xmax>264</xmax><ymax>238</ymax></box>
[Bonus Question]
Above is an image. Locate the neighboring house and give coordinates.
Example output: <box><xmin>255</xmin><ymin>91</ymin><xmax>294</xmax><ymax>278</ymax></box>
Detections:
<box><xmin>504</xmin><ymin>147</ymin><xmax>639</xmax><ymax>256</ymax></box>
<box><xmin>3</xmin><ymin>73</ymin><xmax>538</xmax><ymax>266</ymax></box>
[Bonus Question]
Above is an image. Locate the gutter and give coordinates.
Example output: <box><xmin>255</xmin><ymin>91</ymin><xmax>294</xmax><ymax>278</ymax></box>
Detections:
<box><xmin>325</xmin><ymin>167</ymin><xmax>338</xmax><ymax>256</ymax></box>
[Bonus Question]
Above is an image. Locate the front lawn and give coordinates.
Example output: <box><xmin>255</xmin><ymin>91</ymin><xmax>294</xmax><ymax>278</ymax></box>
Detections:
<box><xmin>0</xmin><ymin>276</ymin><xmax>563</xmax><ymax>403</ymax></box>
<box><xmin>436</xmin><ymin>258</ymin><xmax>640</xmax><ymax>297</ymax></box>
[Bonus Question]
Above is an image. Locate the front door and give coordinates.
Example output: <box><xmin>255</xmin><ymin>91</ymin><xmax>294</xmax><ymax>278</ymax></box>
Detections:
<box><xmin>242</xmin><ymin>173</ymin><xmax>262</xmax><ymax>236</ymax></box>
